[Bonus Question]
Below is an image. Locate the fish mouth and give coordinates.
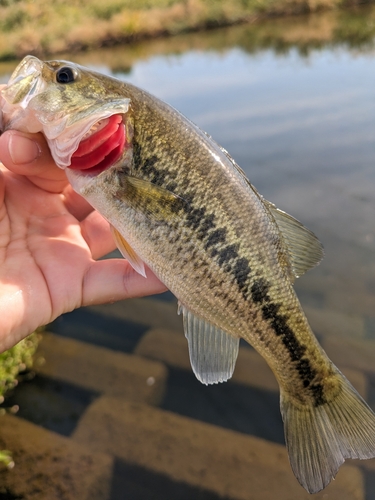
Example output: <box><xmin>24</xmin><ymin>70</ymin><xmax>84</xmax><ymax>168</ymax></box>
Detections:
<box><xmin>69</xmin><ymin>113</ymin><xmax>126</xmax><ymax>175</ymax></box>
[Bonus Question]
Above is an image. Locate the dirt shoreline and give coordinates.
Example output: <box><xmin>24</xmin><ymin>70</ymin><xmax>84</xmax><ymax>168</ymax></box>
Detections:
<box><xmin>0</xmin><ymin>0</ymin><xmax>372</xmax><ymax>61</ymax></box>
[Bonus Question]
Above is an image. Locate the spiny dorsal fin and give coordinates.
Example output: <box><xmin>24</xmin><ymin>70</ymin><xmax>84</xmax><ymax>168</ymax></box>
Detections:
<box><xmin>268</xmin><ymin>206</ymin><xmax>324</xmax><ymax>279</ymax></box>
<box><xmin>111</xmin><ymin>225</ymin><xmax>146</xmax><ymax>278</ymax></box>
<box><xmin>178</xmin><ymin>303</ymin><xmax>239</xmax><ymax>385</ymax></box>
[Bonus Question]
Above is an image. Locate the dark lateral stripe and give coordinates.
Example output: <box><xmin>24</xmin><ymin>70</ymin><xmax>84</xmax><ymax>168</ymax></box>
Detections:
<box><xmin>204</xmin><ymin>228</ymin><xmax>227</xmax><ymax>250</ymax></box>
<box><xmin>216</xmin><ymin>244</ymin><xmax>239</xmax><ymax>266</ymax></box>
<box><xmin>258</xmin><ymin>284</ymin><xmax>325</xmax><ymax>406</ymax></box>
<box><xmin>251</xmin><ymin>278</ymin><xmax>270</xmax><ymax>303</ymax></box>
<box><xmin>133</xmin><ymin>140</ymin><xmax>179</xmax><ymax>187</ymax></box>
<box><xmin>233</xmin><ymin>257</ymin><xmax>251</xmax><ymax>294</ymax></box>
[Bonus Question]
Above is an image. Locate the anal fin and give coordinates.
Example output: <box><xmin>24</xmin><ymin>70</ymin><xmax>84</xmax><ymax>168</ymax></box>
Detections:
<box><xmin>178</xmin><ymin>303</ymin><xmax>239</xmax><ymax>385</ymax></box>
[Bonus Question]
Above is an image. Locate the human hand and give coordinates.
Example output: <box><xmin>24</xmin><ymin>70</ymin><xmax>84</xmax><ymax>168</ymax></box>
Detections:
<box><xmin>0</xmin><ymin>128</ymin><xmax>166</xmax><ymax>352</ymax></box>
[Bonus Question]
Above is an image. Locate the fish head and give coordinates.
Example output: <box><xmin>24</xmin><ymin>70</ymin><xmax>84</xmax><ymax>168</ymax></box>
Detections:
<box><xmin>0</xmin><ymin>55</ymin><xmax>131</xmax><ymax>173</ymax></box>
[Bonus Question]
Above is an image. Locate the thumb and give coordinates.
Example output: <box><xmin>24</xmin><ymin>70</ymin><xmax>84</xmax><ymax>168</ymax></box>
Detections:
<box><xmin>0</xmin><ymin>169</ymin><xmax>4</xmax><ymax>206</ymax></box>
<box><xmin>0</xmin><ymin>130</ymin><xmax>67</xmax><ymax>192</ymax></box>
<box><xmin>0</xmin><ymin>130</ymin><xmax>43</xmax><ymax>170</ymax></box>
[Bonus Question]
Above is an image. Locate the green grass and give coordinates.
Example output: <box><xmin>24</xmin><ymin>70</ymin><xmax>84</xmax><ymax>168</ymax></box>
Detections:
<box><xmin>0</xmin><ymin>0</ymin><xmax>370</xmax><ymax>60</ymax></box>
<box><xmin>0</xmin><ymin>333</ymin><xmax>40</xmax><ymax>401</ymax></box>
<box><xmin>0</xmin><ymin>332</ymin><xmax>40</xmax><ymax>469</ymax></box>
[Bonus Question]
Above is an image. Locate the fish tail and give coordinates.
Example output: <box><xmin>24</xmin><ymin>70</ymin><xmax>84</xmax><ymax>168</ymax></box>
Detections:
<box><xmin>280</xmin><ymin>369</ymin><xmax>375</xmax><ymax>494</ymax></box>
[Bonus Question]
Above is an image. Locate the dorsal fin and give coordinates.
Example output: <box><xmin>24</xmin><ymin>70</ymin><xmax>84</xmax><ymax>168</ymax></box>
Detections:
<box><xmin>178</xmin><ymin>303</ymin><xmax>239</xmax><ymax>385</ymax></box>
<box><xmin>267</xmin><ymin>204</ymin><xmax>324</xmax><ymax>279</ymax></box>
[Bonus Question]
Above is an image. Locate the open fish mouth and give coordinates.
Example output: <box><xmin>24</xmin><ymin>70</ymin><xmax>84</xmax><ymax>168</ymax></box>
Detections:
<box><xmin>69</xmin><ymin>114</ymin><xmax>126</xmax><ymax>174</ymax></box>
<box><xmin>0</xmin><ymin>55</ymin><xmax>131</xmax><ymax>174</ymax></box>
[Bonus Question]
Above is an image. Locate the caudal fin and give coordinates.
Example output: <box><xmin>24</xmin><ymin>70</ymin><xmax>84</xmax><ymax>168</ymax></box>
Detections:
<box><xmin>280</xmin><ymin>370</ymin><xmax>375</xmax><ymax>494</ymax></box>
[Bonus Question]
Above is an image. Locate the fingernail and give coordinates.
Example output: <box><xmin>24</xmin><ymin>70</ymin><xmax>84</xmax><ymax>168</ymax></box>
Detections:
<box><xmin>8</xmin><ymin>133</ymin><xmax>41</xmax><ymax>165</ymax></box>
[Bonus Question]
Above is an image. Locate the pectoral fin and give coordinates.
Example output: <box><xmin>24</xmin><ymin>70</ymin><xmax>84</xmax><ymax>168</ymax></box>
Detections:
<box><xmin>178</xmin><ymin>303</ymin><xmax>239</xmax><ymax>385</ymax></box>
<box><xmin>111</xmin><ymin>226</ymin><xmax>146</xmax><ymax>278</ymax></box>
<box><xmin>116</xmin><ymin>176</ymin><xmax>186</xmax><ymax>222</ymax></box>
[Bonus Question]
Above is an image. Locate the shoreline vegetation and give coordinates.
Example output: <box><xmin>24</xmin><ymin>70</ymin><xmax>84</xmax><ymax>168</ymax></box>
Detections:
<box><xmin>0</xmin><ymin>0</ymin><xmax>373</xmax><ymax>61</ymax></box>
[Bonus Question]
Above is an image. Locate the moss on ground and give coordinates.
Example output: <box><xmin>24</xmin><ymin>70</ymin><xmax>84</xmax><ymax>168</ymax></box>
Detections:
<box><xmin>0</xmin><ymin>333</ymin><xmax>40</xmax><ymax>401</ymax></box>
<box><xmin>0</xmin><ymin>332</ymin><xmax>40</xmax><ymax>468</ymax></box>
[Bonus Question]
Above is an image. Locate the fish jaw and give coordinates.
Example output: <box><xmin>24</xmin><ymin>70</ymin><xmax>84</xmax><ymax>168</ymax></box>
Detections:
<box><xmin>43</xmin><ymin>105</ymin><xmax>130</xmax><ymax>170</ymax></box>
<box><xmin>0</xmin><ymin>56</ymin><xmax>131</xmax><ymax>171</ymax></box>
<box><xmin>0</xmin><ymin>56</ymin><xmax>46</xmax><ymax>134</ymax></box>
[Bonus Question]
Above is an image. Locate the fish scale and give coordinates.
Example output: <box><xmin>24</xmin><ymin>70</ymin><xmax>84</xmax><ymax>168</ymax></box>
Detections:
<box><xmin>1</xmin><ymin>55</ymin><xmax>375</xmax><ymax>494</ymax></box>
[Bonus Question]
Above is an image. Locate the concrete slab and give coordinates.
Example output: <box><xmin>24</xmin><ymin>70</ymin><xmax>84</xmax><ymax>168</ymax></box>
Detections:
<box><xmin>73</xmin><ymin>396</ymin><xmax>364</xmax><ymax>500</ymax></box>
<box><xmin>304</xmin><ymin>304</ymin><xmax>365</xmax><ymax>338</ymax></box>
<box><xmin>36</xmin><ymin>332</ymin><xmax>168</xmax><ymax>405</ymax></box>
<box><xmin>0</xmin><ymin>413</ymin><xmax>113</xmax><ymax>500</ymax></box>
<box><xmin>322</xmin><ymin>336</ymin><xmax>375</xmax><ymax>375</ymax></box>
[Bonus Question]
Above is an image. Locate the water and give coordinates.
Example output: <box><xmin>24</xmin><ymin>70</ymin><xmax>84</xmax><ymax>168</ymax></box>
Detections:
<box><xmin>55</xmin><ymin>9</ymin><xmax>375</xmax><ymax>335</ymax></box>
<box><xmin>1</xmin><ymin>6</ymin><xmax>375</xmax><ymax>499</ymax></box>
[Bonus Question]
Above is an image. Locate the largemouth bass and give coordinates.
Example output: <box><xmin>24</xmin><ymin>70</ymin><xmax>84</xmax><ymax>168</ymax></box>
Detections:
<box><xmin>1</xmin><ymin>55</ymin><xmax>375</xmax><ymax>493</ymax></box>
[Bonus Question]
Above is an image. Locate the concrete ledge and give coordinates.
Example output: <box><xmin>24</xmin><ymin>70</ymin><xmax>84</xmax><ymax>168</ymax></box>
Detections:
<box><xmin>36</xmin><ymin>332</ymin><xmax>168</xmax><ymax>405</ymax></box>
<box><xmin>0</xmin><ymin>414</ymin><xmax>113</xmax><ymax>500</ymax></box>
<box><xmin>73</xmin><ymin>396</ymin><xmax>364</xmax><ymax>500</ymax></box>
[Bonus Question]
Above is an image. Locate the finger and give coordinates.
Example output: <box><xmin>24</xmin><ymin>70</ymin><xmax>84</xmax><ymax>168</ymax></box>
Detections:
<box><xmin>80</xmin><ymin>211</ymin><xmax>116</xmax><ymax>259</ymax></box>
<box><xmin>82</xmin><ymin>259</ymin><xmax>167</xmax><ymax>306</ymax></box>
<box><xmin>0</xmin><ymin>130</ymin><xmax>67</xmax><ymax>193</ymax></box>
<box><xmin>63</xmin><ymin>184</ymin><xmax>94</xmax><ymax>221</ymax></box>
<box><xmin>0</xmin><ymin>169</ymin><xmax>4</xmax><ymax>206</ymax></box>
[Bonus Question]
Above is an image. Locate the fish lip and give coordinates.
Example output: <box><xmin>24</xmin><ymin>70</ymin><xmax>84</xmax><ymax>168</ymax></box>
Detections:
<box><xmin>0</xmin><ymin>56</ymin><xmax>47</xmax><ymax>134</ymax></box>
<box><xmin>1</xmin><ymin>56</ymin><xmax>45</xmax><ymax>108</ymax></box>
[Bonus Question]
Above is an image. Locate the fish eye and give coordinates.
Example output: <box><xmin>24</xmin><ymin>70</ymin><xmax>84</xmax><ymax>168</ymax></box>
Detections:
<box><xmin>56</xmin><ymin>66</ymin><xmax>77</xmax><ymax>84</ymax></box>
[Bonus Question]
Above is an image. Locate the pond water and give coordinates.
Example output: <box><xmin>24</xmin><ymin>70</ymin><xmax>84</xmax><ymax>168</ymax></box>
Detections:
<box><xmin>1</xmin><ymin>5</ymin><xmax>375</xmax><ymax>500</ymax></box>
<box><xmin>1</xmin><ymin>6</ymin><xmax>374</xmax><ymax>317</ymax></box>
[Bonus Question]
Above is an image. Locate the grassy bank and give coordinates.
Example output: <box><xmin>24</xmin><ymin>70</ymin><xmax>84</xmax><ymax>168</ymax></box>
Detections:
<box><xmin>0</xmin><ymin>0</ymin><xmax>371</xmax><ymax>61</ymax></box>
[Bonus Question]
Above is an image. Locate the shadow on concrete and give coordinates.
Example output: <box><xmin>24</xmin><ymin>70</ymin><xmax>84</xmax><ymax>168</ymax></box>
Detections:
<box><xmin>110</xmin><ymin>459</ymin><xmax>231</xmax><ymax>500</ymax></box>
<box><xmin>161</xmin><ymin>367</ymin><xmax>285</xmax><ymax>445</ymax></box>
<box><xmin>6</xmin><ymin>375</ymin><xmax>98</xmax><ymax>437</ymax></box>
<box><xmin>51</xmin><ymin>308</ymin><xmax>148</xmax><ymax>353</ymax></box>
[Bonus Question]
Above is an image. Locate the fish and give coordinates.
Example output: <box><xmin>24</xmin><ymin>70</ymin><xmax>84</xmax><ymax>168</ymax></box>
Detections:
<box><xmin>1</xmin><ymin>55</ymin><xmax>375</xmax><ymax>494</ymax></box>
